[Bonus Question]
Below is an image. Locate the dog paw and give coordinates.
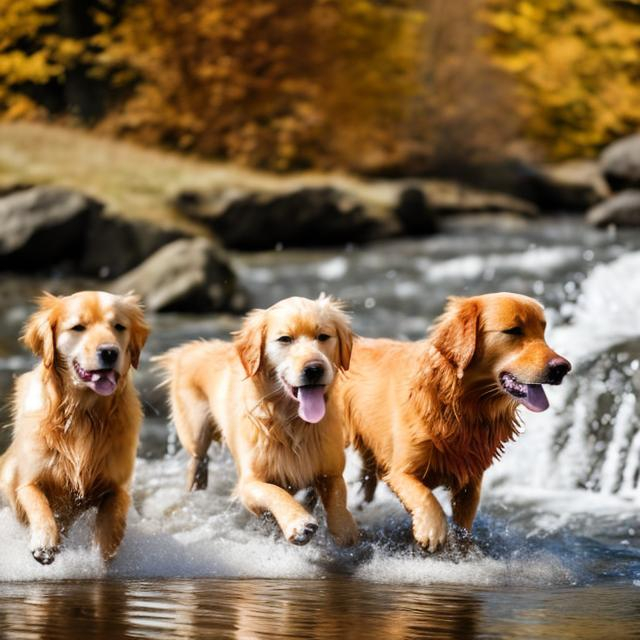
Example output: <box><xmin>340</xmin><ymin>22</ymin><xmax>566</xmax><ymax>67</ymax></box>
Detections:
<box><xmin>285</xmin><ymin>517</ymin><xmax>318</xmax><ymax>546</ymax></box>
<box><xmin>31</xmin><ymin>546</ymin><xmax>58</xmax><ymax>565</ymax></box>
<box><xmin>413</xmin><ymin>509</ymin><xmax>448</xmax><ymax>553</ymax></box>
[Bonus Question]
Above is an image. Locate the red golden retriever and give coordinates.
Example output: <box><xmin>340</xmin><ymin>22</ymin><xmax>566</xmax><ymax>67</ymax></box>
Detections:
<box><xmin>0</xmin><ymin>291</ymin><xmax>149</xmax><ymax>564</ymax></box>
<box><xmin>339</xmin><ymin>293</ymin><xmax>571</xmax><ymax>551</ymax></box>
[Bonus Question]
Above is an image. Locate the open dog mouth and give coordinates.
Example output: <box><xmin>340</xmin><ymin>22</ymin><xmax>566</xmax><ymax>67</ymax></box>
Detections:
<box><xmin>73</xmin><ymin>360</ymin><xmax>119</xmax><ymax>396</ymax></box>
<box><xmin>499</xmin><ymin>372</ymin><xmax>549</xmax><ymax>413</ymax></box>
<box><xmin>282</xmin><ymin>380</ymin><xmax>327</xmax><ymax>423</ymax></box>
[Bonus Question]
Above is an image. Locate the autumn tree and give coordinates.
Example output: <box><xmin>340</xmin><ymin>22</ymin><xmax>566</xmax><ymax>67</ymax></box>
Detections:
<box><xmin>402</xmin><ymin>0</ymin><xmax>519</xmax><ymax>174</ymax></box>
<box><xmin>484</xmin><ymin>0</ymin><xmax>640</xmax><ymax>159</ymax></box>
<box><xmin>100</xmin><ymin>0</ymin><xmax>424</xmax><ymax>172</ymax></box>
<box><xmin>0</xmin><ymin>0</ymin><xmax>126</xmax><ymax>121</ymax></box>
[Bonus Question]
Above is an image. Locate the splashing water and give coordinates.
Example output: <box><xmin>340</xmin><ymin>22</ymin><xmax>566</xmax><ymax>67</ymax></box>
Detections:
<box><xmin>1</xmin><ymin>218</ymin><xmax>640</xmax><ymax>591</ymax></box>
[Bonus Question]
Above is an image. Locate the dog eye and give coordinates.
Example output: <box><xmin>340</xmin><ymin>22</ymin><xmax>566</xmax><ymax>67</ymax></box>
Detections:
<box><xmin>71</xmin><ymin>324</ymin><xmax>85</xmax><ymax>332</ymax></box>
<box><xmin>114</xmin><ymin>323</ymin><xmax>127</xmax><ymax>332</ymax></box>
<box><xmin>317</xmin><ymin>334</ymin><xmax>331</xmax><ymax>342</ymax></box>
<box><xmin>502</xmin><ymin>326</ymin><xmax>523</xmax><ymax>336</ymax></box>
<box><xmin>277</xmin><ymin>336</ymin><xmax>293</xmax><ymax>344</ymax></box>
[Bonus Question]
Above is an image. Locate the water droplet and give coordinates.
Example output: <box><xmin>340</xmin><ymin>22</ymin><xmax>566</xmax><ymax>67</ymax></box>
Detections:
<box><xmin>364</xmin><ymin>297</ymin><xmax>376</xmax><ymax>309</ymax></box>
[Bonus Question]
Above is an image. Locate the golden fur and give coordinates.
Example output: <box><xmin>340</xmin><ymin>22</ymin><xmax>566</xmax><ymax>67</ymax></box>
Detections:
<box><xmin>0</xmin><ymin>291</ymin><xmax>149</xmax><ymax>564</ymax></box>
<box><xmin>157</xmin><ymin>295</ymin><xmax>359</xmax><ymax>546</ymax></box>
<box><xmin>339</xmin><ymin>292</ymin><xmax>571</xmax><ymax>551</ymax></box>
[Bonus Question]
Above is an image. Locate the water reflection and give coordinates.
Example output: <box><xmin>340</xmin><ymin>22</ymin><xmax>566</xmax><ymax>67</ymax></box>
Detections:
<box><xmin>1</xmin><ymin>579</ymin><xmax>639</xmax><ymax>640</ymax></box>
<box><xmin>0</xmin><ymin>579</ymin><xmax>483</xmax><ymax>640</ymax></box>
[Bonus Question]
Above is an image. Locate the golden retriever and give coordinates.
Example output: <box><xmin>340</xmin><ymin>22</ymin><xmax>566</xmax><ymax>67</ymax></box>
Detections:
<box><xmin>157</xmin><ymin>295</ymin><xmax>359</xmax><ymax>546</ymax></box>
<box><xmin>339</xmin><ymin>292</ymin><xmax>571</xmax><ymax>551</ymax></box>
<box><xmin>0</xmin><ymin>291</ymin><xmax>149</xmax><ymax>564</ymax></box>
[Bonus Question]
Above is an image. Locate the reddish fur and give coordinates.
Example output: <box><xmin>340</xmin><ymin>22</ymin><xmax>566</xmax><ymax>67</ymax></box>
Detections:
<box><xmin>339</xmin><ymin>292</ymin><xmax>568</xmax><ymax>550</ymax></box>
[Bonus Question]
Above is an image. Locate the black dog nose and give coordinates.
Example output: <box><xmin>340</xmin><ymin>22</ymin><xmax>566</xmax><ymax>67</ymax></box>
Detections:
<box><xmin>302</xmin><ymin>362</ymin><xmax>325</xmax><ymax>384</ymax></box>
<box><xmin>98</xmin><ymin>345</ymin><xmax>119</xmax><ymax>368</ymax></box>
<box><xmin>546</xmin><ymin>357</ymin><xmax>571</xmax><ymax>385</ymax></box>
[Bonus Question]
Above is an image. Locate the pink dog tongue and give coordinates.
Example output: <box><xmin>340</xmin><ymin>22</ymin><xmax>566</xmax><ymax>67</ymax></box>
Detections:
<box><xmin>522</xmin><ymin>384</ymin><xmax>549</xmax><ymax>413</ymax></box>
<box><xmin>297</xmin><ymin>386</ymin><xmax>326</xmax><ymax>423</ymax></box>
<box><xmin>88</xmin><ymin>370</ymin><xmax>118</xmax><ymax>396</ymax></box>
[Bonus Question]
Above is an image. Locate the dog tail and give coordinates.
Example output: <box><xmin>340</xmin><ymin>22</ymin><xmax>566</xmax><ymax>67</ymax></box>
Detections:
<box><xmin>150</xmin><ymin>349</ymin><xmax>179</xmax><ymax>390</ymax></box>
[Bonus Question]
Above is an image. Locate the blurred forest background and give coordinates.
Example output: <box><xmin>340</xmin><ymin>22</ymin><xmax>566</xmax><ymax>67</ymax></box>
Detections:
<box><xmin>2</xmin><ymin>0</ymin><xmax>640</xmax><ymax>175</ymax></box>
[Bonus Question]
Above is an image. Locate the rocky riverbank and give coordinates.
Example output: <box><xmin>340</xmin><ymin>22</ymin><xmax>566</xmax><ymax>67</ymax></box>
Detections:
<box><xmin>2</xmin><ymin>130</ymin><xmax>639</xmax><ymax>313</ymax></box>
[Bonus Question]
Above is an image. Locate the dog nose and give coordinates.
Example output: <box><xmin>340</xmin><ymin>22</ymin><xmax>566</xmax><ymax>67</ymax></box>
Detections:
<box><xmin>97</xmin><ymin>344</ymin><xmax>119</xmax><ymax>368</ymax></box>
<box><xmin>302</xmin><ymin>361</ymin><xmax>325</xmax><ymax>384</ymax></box>
<box><xmin>546</xmin><ymin>357</ymin><xmax>571</xmax><ymax>385</ymax></box>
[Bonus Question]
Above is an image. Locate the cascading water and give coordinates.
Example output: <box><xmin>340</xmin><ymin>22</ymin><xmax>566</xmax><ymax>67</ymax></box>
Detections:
<box><xmin>488</xmin><ymin>251</ymin><xmax>640</xmax><ymax>498</ymax></box>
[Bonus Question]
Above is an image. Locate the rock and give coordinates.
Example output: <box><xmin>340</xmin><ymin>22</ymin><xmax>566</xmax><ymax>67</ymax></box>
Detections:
<box><xmin>600</xmin><ymin>134</ymin><xmax>640</xmax><ymax>191</ymax></box>
<box><xmin>0</xmin><ymin>183</ymin><xmax>32</xmax><ymax>197</ymax></box>
<box><xmin>533</xmin><ymin>161</ymin><xmax>608</xmax><ymax>211</ymax></box>
<box><xmin>586</xmin><ymin>190</ymin><xmax>640</xmax><ymax>228</ymax></box>
<box><xmin>421</xmin><ymin>180</ymin><xmax>539</xmax><ymax>217</ymax></box>
<box><xmin>81</xmin><ymin>214</ymin><xmax>188</xmax><ymax>279</ymax></box>
<box><xmin>394</xmin><ymin>186</ymin><xmax>438</xmax><ymax>234</ymax></box>
<box><xmin>111</xmin><ymin>238</ymin><xmax>245</xmax><ymax>313</ymax></box>
<box><xmin>441</xmin><ymin>158</ymin><xmax>605</xmax><ymax>211</ymax></box>
<box><xmin>0</xmin><ymin>186</ymin><xmax>102</xmax><ymax>271</ymax></box>
<box><xmin>173</xmin><ymin>186</ymin><xmax>395</xmax><ymax>250</ymax></box>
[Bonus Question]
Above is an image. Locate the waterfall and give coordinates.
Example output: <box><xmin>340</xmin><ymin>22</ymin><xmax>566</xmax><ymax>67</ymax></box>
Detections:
<box><xmin>488</xmin><ymin>252</ymin><xmax>640</xmax><ymax>499</ymax></box>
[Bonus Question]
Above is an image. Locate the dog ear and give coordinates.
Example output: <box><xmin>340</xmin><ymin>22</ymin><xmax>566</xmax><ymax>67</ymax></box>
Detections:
<box><xmin>22</xmin><ymin>293</ymin><xmax>60</xmax><ymax>369</ymax></box>
<box><xmin>330</xmin><ymin>301</ymin><xmax>354</xmax><ymax>371</ymax></box>
<box><xmin>121</xmin><ymin>294</ymin><xmax>150</xmax><ymax>370</ymax></box>
<box><xmin>430</xmin><ymin>297</ymin><xmax>480</xmax><ymax>379</ymax></box>
<box><xmin>234</xmin><ymin>309</ymin><xmax>266</xmax><ymax>377</ymax></box>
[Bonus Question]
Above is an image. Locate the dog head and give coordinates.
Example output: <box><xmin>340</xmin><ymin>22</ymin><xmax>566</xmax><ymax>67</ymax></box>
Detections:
<box><xmin>234</xmin><ymin>294</ymin><xmax>353</xmax><ymax>423</ymax></box>
<box><xmin>431</xmin><ymin>293</ymin><xmax>571</xmax><ymax>412</ymax></box>
<box><xmin>23</xmin><ymin>291</ymin><xmax>149</xmax><ymax>397</ymax></box>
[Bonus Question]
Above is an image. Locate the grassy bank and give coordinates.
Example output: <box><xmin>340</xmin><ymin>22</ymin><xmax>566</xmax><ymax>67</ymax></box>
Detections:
<box><xmin>0</xmin><ymin>122</ymin><xmax>408</xmax><ymax>235</ymax></box>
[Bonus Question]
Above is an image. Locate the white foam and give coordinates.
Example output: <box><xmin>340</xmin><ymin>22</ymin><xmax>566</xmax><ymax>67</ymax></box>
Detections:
<box><xmin>0</xmin><ymin>447</ymin><xmax>591</xmax><ymax>585</ymax></box>
<box><xmin>421</xmin><ymin>247</ymin><xmax>581</xmax><ymax>282</ymax></box>
<box><xmin>552</xmin><ymin>251</ymin><xmax>640</xmax><ymax>363</ymax></box>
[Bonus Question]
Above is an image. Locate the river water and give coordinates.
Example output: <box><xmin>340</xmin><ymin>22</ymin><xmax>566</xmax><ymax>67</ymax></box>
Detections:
<box><xmin>1</xmin><ymin>216</ymin><xmax>640</xmax><ymax>638</ymax></box>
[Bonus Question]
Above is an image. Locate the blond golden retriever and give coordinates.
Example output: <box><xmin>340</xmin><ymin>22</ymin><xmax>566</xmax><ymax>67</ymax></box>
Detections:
<box><xmin>0</xmin><ymin>291</ymin><xmax>149</xmax><ymax>564</ymax></box>
<box><xmin>157</xmin><ymin>295</ymin><xmax>359</xmax><ymax>546</ymax></box>
<box><xmin>339</xmin><ymin>292</ymin><xmax>571</xmax><ymax>551</ymax></box>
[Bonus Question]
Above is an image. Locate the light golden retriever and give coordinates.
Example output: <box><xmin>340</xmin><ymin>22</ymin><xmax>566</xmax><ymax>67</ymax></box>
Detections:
<box><xmin>157</xmin><ymin>295</ymin><xmax>359</xmax><ymax>546</ymax></box>
<box><xmin>0</xmin><ymin>291</ymin><xmax>149</xmax><ymax>564</ymax></box>
<box><xmin>339</xmin><ymin>292</ymin><xmax>571</xmax><ymax>551</ymax></box>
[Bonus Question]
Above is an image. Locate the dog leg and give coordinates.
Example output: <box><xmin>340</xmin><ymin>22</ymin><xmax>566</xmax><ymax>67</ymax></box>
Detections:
<box><xmin>186</xmin><ymin>454</ymin><xmax>209</xmax><ymax>492</ymax></box>
<box><xmin>316</xmin><ymin>475</ymin><xmax>360</xmax><ymax>546</ymax></box>
<box><xmin>239</xmin><ymin>480</ymin><xmax>318</xmax><ymax>545</ymax></box>
<box><xmin>359</xmin><ymin>447</ymin><xmax>379</xmax><ymax>504</ymax></box>
<box><xmin>385</xmin><ymin>471</ymin><xmax>448</xmax><ymax>552</ymax></box>
<box><xmin>451</xmin><ymin>476</ymin><xmax>482</xmax><ymax>534</ymax></box>
<box><xmin>16</xmin><ymin>484</ymin><xmax>60</xmax><ymax>565</ymax></box>
<box><xmin>172</xmin><ymin>388</ymin><xmax>215</xmax><ymax>491</ymax></box>
<box><xmin>95</xmin><ymin>486</ymin><xmax>130</xmax><ymax>561</ymax></box>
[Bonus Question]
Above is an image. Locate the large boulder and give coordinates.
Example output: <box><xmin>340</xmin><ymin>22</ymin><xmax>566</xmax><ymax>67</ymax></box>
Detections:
<box><xmin>173</xmin><ymin>186</ymin><xmax>396</xmax><ymax>250</ymax></box>
<box><xmin>111</xmin><ymin>238</ymin><xmax>245</xmax><ymax>313</ymax></box>
<box><xmin>600</xmin><ymin>134</ymin><xmax>640</xmax><ymax>192</ymax></box>
<box><xmin>586</xmin><ymin>190</ymin><xmax>640</xmax><ymax>228</ymax></box>
<box><xmin>81</xmin><ymin>214</ymin><xmax>187</xmax><ymax>279</ymax></box>
<box><xmin>0</xmin><ymin>186</ymin><xmax>102</xmax><ymax>271</ymax></box>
